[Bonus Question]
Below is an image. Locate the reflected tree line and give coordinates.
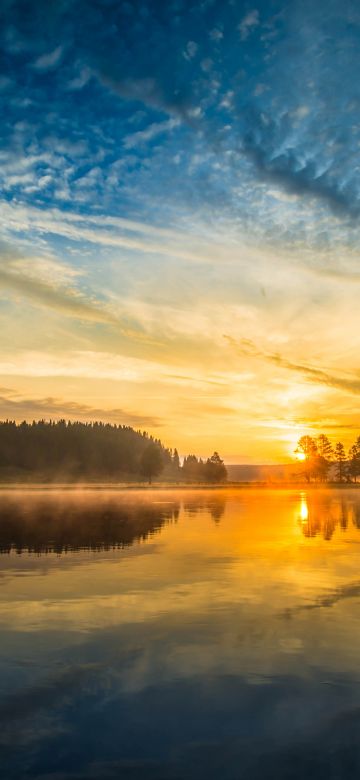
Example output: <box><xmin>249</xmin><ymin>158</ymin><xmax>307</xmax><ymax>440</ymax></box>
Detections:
<box><xmin>0</xmin><ymin>420</ymin><xmax>227</xmax><ymax>484</ymax></box>
<box><xmin>0</xmin><ymin>495</ymin><xmax>227</xmax><ymax>555</ymax></box>
<box><xmin>298</xmin><ymin>493</ymin><xmax>360</xmax><ymax>540</ymax></box>
<box><xmin>183</xmin><ymin>495</ymin><xmax>226</xmax><ymax>523</ymax></box>
<box><xmin>0</xmin><ymin>495</ymin><xmax>180</xmax><ymax>554</ymax></box>
<box><xmin>2</xmin><ymin>489</ymin><xmax>360</xmax><ymax>553</ymax></box>
<box><xmin>295</xmin><ymin>434</ymin><xmax>360</xmax><ymax>483</ymax></box>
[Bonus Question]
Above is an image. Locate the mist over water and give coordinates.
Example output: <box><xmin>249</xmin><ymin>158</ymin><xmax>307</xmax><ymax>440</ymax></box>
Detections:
<box><xmin>1</xmin><ymin>488</ymin><xmax>360</xmax><ymax>779</ymax></box>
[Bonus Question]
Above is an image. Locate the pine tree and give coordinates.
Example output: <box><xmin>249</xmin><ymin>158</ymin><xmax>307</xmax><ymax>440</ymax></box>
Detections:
<box><xmin>316</xmin><ymin>434</ymin><xmax>333</xmax><ymax>460</ymax></box>
<box><xmin>315</xmin><ymin>434</ymin><xmax>334</xmax><ymax>481</ymax></box>
<box><xmin>203</xmin><ymin>452</ymin><xmax>227</xmax><ymax>483</ymax></box>
<box><xmin>334</xmin><ymin>442</ymin><xmax>347</xmax><ymax>482</ymax></box>
<box><xmin>348</xmin><ymin>441</ymin><xmax>360</xmax><ymax>483</ymax></box>
<box><xmin>139</xmin><ymin>442</ymin><xmax>164</xmax><ymax>484</ymax></box>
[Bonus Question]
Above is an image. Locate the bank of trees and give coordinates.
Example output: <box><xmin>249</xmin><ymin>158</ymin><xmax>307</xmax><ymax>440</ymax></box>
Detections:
<box><xmin>295</xmin><ymin>434</ymin><xmax>360</xmax><ymax>483</ymax></box>
<box><xmin>0</xmin><ymin>420</ymin><xmax>172</xmax><ymax>481</ymax></box>
<box><xmin>182</xmin><ymin>452</ymin><xmax>227</xmax><ymax>483</ymax></box>
<box><xmin>0</xmin><ymin>420</ymin><xmax>227</xmax><ymax>484</ymax></box>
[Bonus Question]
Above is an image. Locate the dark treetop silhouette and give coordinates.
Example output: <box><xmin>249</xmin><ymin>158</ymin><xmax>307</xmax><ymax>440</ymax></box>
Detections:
<box><xmin>0</xmin><ymin>420</ymin><xmax>227</xmax><ymax>483</ymax></box>
<box><xmin>295</xmin><ymin>434</ymin><xmax>360</xmax><ymax>483</ymax></box>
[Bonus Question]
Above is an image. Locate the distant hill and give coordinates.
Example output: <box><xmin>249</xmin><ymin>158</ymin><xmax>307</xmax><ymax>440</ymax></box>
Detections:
<box><xmin>226</xmin><ymin>464</ymin><xmax>300</xmax><ymax>483</ymax></box>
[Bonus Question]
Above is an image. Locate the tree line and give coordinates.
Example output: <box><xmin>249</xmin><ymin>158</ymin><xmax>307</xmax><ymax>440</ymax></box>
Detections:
<box><xmin>295</xmin><ymin>434</ymin><xmax>360</xmax><ymax>483</ymax></box>
<box><xmin>0</xmin><ymin>420</ymin><xmax>227</xmax><ymax>484</ymax></box>
<box><xmin>182</xmin><ymin>452</ymin><xmax>227</xmax><ymax>483</ymax></box>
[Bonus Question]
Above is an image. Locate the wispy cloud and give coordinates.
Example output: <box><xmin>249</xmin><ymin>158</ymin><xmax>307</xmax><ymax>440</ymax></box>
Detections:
<box><xmin>225</xmin><ymin>336</ymin><xmax>360</xmax><ymax>397</ymax></box>
<box><xmin>0</xmin><ymin>244</ymin><xmax>117</xmax><ymax>325</ymax></box>
<box><xmin>283</xmin><ymin>580</ymin><xmax>360</xmax><ymax>618</ymax></box>
<box><xmin>0</xmin><ymin>386</ymin><xmax>161</xmax><ymax>427</ymax></box>
<box><xmin>123</xmin><ymin>118</ymin><xmax>180</xmax><ymax>150</ymax></box>
<box><xmin>0</xmin><ymin>201</ymin><xmax>220</xmax><ymax>264</ymax></box>
<box><xmin>32</xmin><ymin>45</ymin><xmax>64</xmax><ymax>71</ymax></box>
<box><xmin>239</xmin><ymin>10</ymin><xmax>260</xmax><ymax>41</ymax></box>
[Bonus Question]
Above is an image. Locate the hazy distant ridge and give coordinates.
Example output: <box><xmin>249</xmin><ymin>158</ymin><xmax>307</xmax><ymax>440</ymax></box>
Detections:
<box><xmin>227</xmin><ymin>464</ymin><xmax>298</xmax><ymax>483</ymax></box>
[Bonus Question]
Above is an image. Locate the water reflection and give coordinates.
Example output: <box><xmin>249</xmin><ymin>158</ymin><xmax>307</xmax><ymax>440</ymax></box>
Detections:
<box><xmin>183</xmin><ymin>495</ymin><xmax>226</xmax><ymax>523</ymax></box>
<box><xmin>0</xmin><ymin>491</ymin><xmax>179</xmax><ymax>554</ymax></box>
<box><xmin>3</xmin><ymin>489</ymin><xmax>360</xmax><ymax>555</ymax></box>
<box><xmin>1</xmin><ymin>488</ymin><xmax>360</xmax><ymax>779</ymax></box>
<box><xmin>297</xmin><ymin>491</ymin><xmax>360</xmax><ymax>539</ymax></box>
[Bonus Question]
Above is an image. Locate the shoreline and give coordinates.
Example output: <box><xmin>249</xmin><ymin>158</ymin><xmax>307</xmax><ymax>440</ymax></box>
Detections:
<box><xmin>0</xmin><ymin>481</ymin><xmax>359</xmax><ymax>491</ymax></box>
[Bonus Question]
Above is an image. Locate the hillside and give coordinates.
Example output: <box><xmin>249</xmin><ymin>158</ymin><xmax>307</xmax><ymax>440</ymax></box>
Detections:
<box><xmin>226</xmin><ymin>464</ymin><xmax>300</xmax><ymax>483</ymax></box>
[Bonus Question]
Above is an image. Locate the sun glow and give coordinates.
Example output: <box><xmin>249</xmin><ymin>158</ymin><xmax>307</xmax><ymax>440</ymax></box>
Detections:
<box><xmin>299</xmin><ymin>495</ymin><xmax>309</xmax><ymax>523</ymax></box>
<box><xmin>295</xmin><ymin>451</ymin><xmax>306</xmax><ymax>462</ymax></box>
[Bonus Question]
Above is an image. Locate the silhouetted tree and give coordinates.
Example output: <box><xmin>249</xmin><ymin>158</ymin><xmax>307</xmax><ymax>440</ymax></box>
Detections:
<box><xmin>295</xmin><ymin>435</ymin><xmax>318</xmax><ymax>482</ymax></box>
<box><xmin>182</xmin><ymin>452</ymin><xmax>227</xmax><ymax>483</ymax></box>
<box><xmin>203</xmin><ymin>452</ymin><xmax>227</xmax><ymax>483</ymax></box>
<box><xmin>317</xmin><ymin>434</ymin><xmax>333</xmax><ymax>460</ymax></box>
<box><xmin>315</xmin><ymin>434</ymin><xmax>333</xmax><ymax>481</ymax></box>
<box><xmin>296</xmin><ymin>436</ymin><xmax>317</xmax><ymax>459</ymax></box>
<box><xmin>172</xmin><ymin>448</ymin><xmax>180</xmax><ymax>471</ymax></box>
<box><xmin>182</xmin><ymin>454</ymin><xmax>203</xmax><ymax>482</ymax></box>
<box><xmin>310</xmin><ymin>435</ymin><xmax>332</xmax><ymax>482</ymax></box>
<box><xmin>139</xmin><ymin>442</ymin><xmax>164</xmax><ymax>484</ymax></box>
<box><xmin>334</xmin><ymin>442</ymin><xmax>347</xmax><ymax>482</ymax></box>
<box><xmin>348</xmin><ymin>441</ymin><xmax>360</xmax><ymax>482</ymax></box>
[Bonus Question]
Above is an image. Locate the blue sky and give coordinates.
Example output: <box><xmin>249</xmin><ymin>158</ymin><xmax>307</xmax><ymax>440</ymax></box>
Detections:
<box><xmin>1</xmin><ymin>0</ymin><xmax>360</xmax><ymax>462</ymax></box>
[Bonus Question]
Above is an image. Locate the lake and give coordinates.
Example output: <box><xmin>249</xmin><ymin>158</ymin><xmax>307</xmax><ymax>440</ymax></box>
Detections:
<box><xmin>1</xmin><ymin>487</ymin><xmax>360</xmax><ymax>779</ymax></box>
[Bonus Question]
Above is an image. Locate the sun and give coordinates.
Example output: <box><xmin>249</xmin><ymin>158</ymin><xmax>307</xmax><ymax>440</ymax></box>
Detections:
<box><xmin>294</xmin><ymin>451</ymin><xmax>306</xmax><ymax>462</ymax></box>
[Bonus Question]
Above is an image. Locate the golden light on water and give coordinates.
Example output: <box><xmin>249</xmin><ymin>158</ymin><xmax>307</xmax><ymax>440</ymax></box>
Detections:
<box><xmin>299</xmin><ymin>494</ymin><xmax>309</xmax><ymax>523</ymax></box>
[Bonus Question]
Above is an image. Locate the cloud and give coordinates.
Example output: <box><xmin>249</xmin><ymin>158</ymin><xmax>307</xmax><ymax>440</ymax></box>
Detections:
<box><xmin>225</xmin><ymin>336</ymin><xmax>360</xmax><ymax>397</ymax></box>
<box><xmin>0</xmin><ymin>386</ymin><xmax>161</xmax><ymax>427</ymax></box>
<box><xmin>0</xmin><ymin>245</ymin><xmax>117</xmax><ymax>326</ymax></box>
<box><xmin>3</xmin><ymin>0</ymin><xmax>360</xmax><ymax>226</ymax></box>
<box><xmin>0</xmin><ymin>348</ymin><xmax>232</xmax><ymax>393</ymax></box>
<box><xmin>239</xmin><ymin>10</ymin><xmax>260</xmax><ymax>41</ymax></box>
<box><xmin>67</xmin><ymin>66</ymin><xmax>92</xmax><ymax>90</ymax></box>
<box><xmin>283</xmin><ymin>579</ymin><xmax>360</xmax><ymax>617</ymax></box>
<box><xmin>209</xmin><ymin>28</ymin><xmax>223</xmax><ymax>42</ymax></box>
<box><xmin>0</xmin><ymin>664</ymin><xmax>100</xmax><ymax>724</ymax></box>
<box><xmin>123</xmin><ymin>118</ymin><xmax>180</xmax><ymax>150</ymax></box>
<box><xmin>184</xmin><ymin>41</ymin><xmax>198</xmax><ymax>60</ymax></box>
<box><xmin>96</xmin><ymin>73</ymin><xmax>191</xmax><ymax>122</ymax></box>
<box><xmin>175</xmin><ymin>398</ymin><xmax>238</xmax><ymax>419</ymax></box>
<box><xmin>308</xmin><ymin>266</ymin><xmax>360</xmax><ymax>283</ymax></box>
<box><xmin>241</xmin><ymin>117</ymin><xmax>358</xmax><ymax>218</ymax></box>
<box><xmin>0</xmin><ymin>244</ymin><xmax>185</xmax><ymax>350</ymax></box>
<box><xmin>0</xmin><ymin>201</ymin><xmax>217</xmax><ymax>264</ymax></box>
<box><xmin>303</xmin><ymin>421</ymin><xmax>360</xmax><ymax>431</ymax></box>
<box><xmin>32</xmin><ymin>45</ymin><xmax>64</xmax><ymax>71</ymax></box>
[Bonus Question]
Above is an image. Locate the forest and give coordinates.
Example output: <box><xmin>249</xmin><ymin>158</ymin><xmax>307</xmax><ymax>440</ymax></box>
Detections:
<box><xmin>295</xmin><ymin>434</ymin><xmax>360</xmax><ymax>482</ymax></box>
<box><xmin>0</xmin><ymin>420</ymin><xmax>227</xmax><ymax>484</ymax></box>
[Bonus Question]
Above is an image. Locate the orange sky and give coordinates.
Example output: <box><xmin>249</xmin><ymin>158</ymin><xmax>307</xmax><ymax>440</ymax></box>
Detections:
<box><xmin>1</xmin><ymin>214</ymin><xmax>360</xmax><ymax>463</ymax></box>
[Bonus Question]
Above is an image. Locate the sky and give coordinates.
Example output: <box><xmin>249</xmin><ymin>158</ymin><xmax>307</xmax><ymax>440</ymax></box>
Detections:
<box><xmin>1</xmin><ymin>0</ymin><xmax>360</xmax><ymax>463</ymax></box>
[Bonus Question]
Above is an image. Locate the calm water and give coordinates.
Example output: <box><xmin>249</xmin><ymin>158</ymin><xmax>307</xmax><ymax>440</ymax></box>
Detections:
<box><xmin>1</xmin><ymin>488</ymin><xmax>360</xmax><ymax>779</ymax></box>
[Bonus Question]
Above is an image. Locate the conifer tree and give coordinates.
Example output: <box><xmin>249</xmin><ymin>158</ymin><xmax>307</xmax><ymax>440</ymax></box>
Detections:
<box><xmin>334</xmin><ymin>442</ymin><xmax>347</xmax><ymax>482</ymax></box>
